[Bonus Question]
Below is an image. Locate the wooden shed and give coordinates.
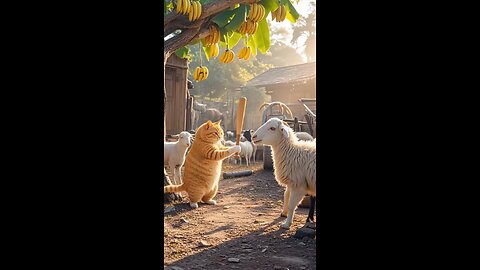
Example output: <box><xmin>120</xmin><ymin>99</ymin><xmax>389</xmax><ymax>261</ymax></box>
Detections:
<box><xmin>165</xmin><ymin>54</ymin><xmax>193</xmax><ymax>136</ymax></box>
<box><xmin>243</xmin><ymin>62</ymin><xmax>316</xmax><ymax>123</ymax></box>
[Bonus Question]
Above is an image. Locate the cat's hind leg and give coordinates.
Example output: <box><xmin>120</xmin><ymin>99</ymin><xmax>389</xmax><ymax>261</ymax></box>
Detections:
<box><xmin>201</xmin><ymin>184</ymin><xmax>218</xmax><ymax>205</ymax></box>
<box><xmin>188</xmin><ymin>191</ymin><xmax>203</xmax><ymax>209</ymax></box>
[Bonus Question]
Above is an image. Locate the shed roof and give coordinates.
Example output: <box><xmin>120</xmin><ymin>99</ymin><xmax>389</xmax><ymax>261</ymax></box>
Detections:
<box><xmin>244</xmin><ymin>62</ymin><xmax>316</xmax><ymax>88</ymax></box>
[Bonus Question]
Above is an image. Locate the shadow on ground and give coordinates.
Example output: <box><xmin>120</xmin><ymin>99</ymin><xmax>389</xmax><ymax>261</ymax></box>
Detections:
<box><xmin>164</xmin><ymin>221</ymin><xmax>316</xmax><ymax>270</ymax></box>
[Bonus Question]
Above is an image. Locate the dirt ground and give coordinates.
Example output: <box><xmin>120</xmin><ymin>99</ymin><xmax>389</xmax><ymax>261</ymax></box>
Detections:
<box><xmin>164</xmin><ymin>162</ymin><xmax>317</xmax><ymax>270</ymax></box>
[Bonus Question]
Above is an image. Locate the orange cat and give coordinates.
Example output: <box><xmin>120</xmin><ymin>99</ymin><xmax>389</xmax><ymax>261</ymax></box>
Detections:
<box><xmin>164</xmin><ymin>120</ymin><xmax>240</xmax><ymax>208</ymax></box>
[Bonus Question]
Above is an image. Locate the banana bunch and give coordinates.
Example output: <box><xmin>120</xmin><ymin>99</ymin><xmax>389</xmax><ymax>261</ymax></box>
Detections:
<box><xmin>238</xmin><ymin>46</ymin><xmax>251</xmax><ymax>60</ymax></box>
<box><xmin>188</xmin><ymin>1</ymin><xmax>202</xmax><ymax>22</ymax></box>
<box><xmin>176</xmin><ymin>0</ymin><xmax>202</xmax><ymax>22</ymax></box>
<box><xmin>238</xmin><ymin>20</ymin><xmax>258</xmax><ymax>35</ymax></box>
<box><xmin>271</xmin><ymin>4</ymin><xmax>287</xmax><ymax>22</ymax></box>
<box><xmin>193</xmin><ymin>66</ymin><xmax>209</xmax><ymax>81</ymax></box>
<box><xmin>247</xmin><ymin>3</ymin><xmax>266</xmax><ymax>22</ymax></box>
<box><xmin>210</xmin><ymin>43</ymin><xmax>219</xmax><ymax>58</ymax></box>
<box><xmin>219</xmin><ymin>49</ymin><xmax>235</xmax><ymax>64</ymax></box>
<box><xmin>176</xmin><ymin>0</ymin><xmax>191</xmax><ymax>15</ymax></box>
<box><xmin>203</xmin><ymin>24</ymin><xmax>220</xmax><ymax>46</ymax></box>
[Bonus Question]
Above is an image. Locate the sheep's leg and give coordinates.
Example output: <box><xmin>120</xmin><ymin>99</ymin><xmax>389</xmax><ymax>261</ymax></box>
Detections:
<box><xmin>307</xmin><ymin>196</ymin><xmax>316</xmax><ymax>223</ymax></box>
<box><xmin>170</xmin><ymin>163</ymin><xmax>177</xmax><ymax>185</ymax></box>
<box><xmin>281</xmin><ymin>187</ymin><xmax>291</xmax><ymax>217</ymax></box>
<box><xmin>175</xmin><ymin>165</ymin><xmax>182</xmax><ymax>184</ymax></box>
<box><xmin>281</xmin><ymin>188</ymin><xmax>305</xmax><ymax>229</ymax></box>
<box><xmin>201</xmin><ymin>183</ymin><xmax>218</xmax><ymax>205</ymax></box>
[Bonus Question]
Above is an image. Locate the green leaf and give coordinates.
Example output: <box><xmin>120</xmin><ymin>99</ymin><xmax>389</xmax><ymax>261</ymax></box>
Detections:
<box><xmin>253</xmin><ymin>18</ymin><xmax>270</xmax><ymax>54</ymax></box>
<box><xmin>260</xmin><ymin>0</ymin><xmax>279</xmax><ymax>14</ymax></box>
<box><xmin>225</xmin><ymin>5</ymin><xmax>247</xmax><ymax>32</ymax></box>
<box><xmin>247</xmin><ymin>35</ymin><xmax>257</xmax><ymax>56</ymax></box>
<box><xmin>175</xmin><ymin>46</ymin><xmax>190</xmax><ymax>59</ymax></box>
<box><xmin>212</xmin><ymin>9</ymin><xmax>236</xmax><ymax>28</ymax></box>
<box><xmin>227</xmin><ymin>32</ymin><xmax>243</xmax><ymax>49</ymax></box>
<box><xmin>164</xmin><ymin>0</ymin><xmax>167</xmax><ymax>14</ymax></box>
<box><xmin>203</xmin><ymin>45</ymin><xmax>211</xmax><ymax>61</ymax></box>
<box><xmin>284</xmin><ymin>0</ymin><xmax>300</xmax><ymax>23</ymax></box>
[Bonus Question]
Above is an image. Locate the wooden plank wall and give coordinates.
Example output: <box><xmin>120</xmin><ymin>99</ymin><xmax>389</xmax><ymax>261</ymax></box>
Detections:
<box><xmin>165</xmin><ymin>55</ymin><xmax>188</xmax><ymax>135</ymax></box>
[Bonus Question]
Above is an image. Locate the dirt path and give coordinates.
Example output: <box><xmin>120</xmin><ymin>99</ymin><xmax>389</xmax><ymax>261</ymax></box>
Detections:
<box><xmin>164</xmin><ymin>162</ymin><xmax>316</xmax><ymax>270</ymax></box>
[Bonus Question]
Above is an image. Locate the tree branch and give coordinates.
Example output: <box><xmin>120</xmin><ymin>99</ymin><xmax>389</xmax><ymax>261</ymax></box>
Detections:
<box><xmin>164</xmin><ymin>0</ymin><xmax>256</xmax><ymax>32</ymax></box>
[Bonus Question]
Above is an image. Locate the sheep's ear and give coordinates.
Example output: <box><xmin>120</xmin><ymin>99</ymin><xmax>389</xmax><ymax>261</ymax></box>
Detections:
<box><xmin>280</xmin><ymin>125</ymin><xmax>290</xmax><ymax>139</ymax></box>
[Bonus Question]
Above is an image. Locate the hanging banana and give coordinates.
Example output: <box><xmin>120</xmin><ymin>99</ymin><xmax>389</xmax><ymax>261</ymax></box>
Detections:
<box><xmin>193</xmin><ymin>66</ymin><xmax>209</xmax><ymax>81</ymax></box>
<box><xmin>247</xmin><ymin>3</ymin><xmax>265</xmax><ymax>23</ymax></box>
<box><xmin>210</xmin><ymin>43</ymin><xmax>219</xmax><ymax>58</ymax></box>
<box><xmin>219</xmin><ymin>50</ymin><xmax>235</xmax><ymax>64</ymax></box>
<box><xmin>272</xmin><ymin>4</ymin><xmax>287</xmax><ymax>22</ymax></box>
<box><xmin>176</xmin><ymin>0</ymin><xmax>191</xmax><ymax>15</ymax></box>
<box><xmin>238</xmin><ymin>46</ymin><xmax>251</xmax><ymax>60</ymax></box>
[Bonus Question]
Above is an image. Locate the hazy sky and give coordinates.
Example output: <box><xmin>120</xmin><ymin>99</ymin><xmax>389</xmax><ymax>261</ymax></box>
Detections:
<box><xmin>268</xmin><ymin>1</ymin><xmax>315</xmax><ymax>62</ymax></box>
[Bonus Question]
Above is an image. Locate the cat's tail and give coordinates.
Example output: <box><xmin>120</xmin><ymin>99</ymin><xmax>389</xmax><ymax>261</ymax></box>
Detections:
<box><xmin>164</xmin><ymin>184</ymin><xmax>185</xmax><ymax>193</ymax></box>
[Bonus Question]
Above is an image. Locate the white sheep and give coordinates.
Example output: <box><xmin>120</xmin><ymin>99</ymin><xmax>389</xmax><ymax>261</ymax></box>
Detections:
<box><xmin>164</xmin><ymin>131</ymin><xmax>192</xmax><ymax>185</ymax></box>
<box><xmin>252</xmin><ymin>118</ymin><xmax>316</xmax><ymax>229</ymax></box>
<box><xmin>222</xmin><ymin>139</ymin><xmax>252</xmax><ymax>166</ymax></box>
<box><xmin>295</xmin><ymin>132</ymin><xmax>314</xmax><ymax>141</ymax></box>
<box><xmin>238</xmin><ymin>140</ymin><xmax>253</xmax><ymax>166</ymax></box>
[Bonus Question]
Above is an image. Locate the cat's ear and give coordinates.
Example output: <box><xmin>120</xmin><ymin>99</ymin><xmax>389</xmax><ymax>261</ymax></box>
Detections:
<box><xmin>206</xmin><ymin>120</ymin><xmax>213</xmax><ymax>129</ymax></box>
<box><xmin>214</xmin><ymin>119</ymin><xmax>222</xmax><ymax>126</ymax></box>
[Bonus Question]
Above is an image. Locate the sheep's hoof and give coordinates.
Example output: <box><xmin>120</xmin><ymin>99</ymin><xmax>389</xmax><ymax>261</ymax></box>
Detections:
<box><xmin>280</xmin><ymin>222</ymin><xmax>292</xmax><ymax>229</ymax></box>
<box><xmin>189</xmin><ymin>202</ymin><xmax>199</xmax><ymax>209</ymax></box>
<box><xmin>204</xmin><ymin>200</ymin><xmax>217</xmax><ymax>205</ymax></box>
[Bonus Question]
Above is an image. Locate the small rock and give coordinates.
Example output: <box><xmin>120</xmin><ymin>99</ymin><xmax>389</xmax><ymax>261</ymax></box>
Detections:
<box><xmin>261</xmin><ymin>247</ymin><xmax>268</xmax><ymax>253</ymax></box>
<box><xmin>299</xmin><ymin>242</ymin><xmax>306</xmax><ymax>246</ymax></box>
<box><xmin>223</xmin><ymin>206</ymin><xmax>231</xmax><ymax>209</ymax></box>
<box><xmin>164</xmin><ymin>205</ymin><xmax>176</xmax><ymax>214</ymax></box>
<box><xmin>227</xmin><ymin>258</ymin><xmax>240</xmax><ymax>263</ymax></box>
<box><xmin>257</xmin><ymin>213</ymin><xmax>263</xmax><ymax>216</ymax></box>
<box><xmin>180</xmin><ymin>218</ymin><xmax>189</xmax><ymax>223</ymax></box>
<box><xmin>198</xmin><ymin>240</ymin><xmax>211</xmax><ymax>247</ymax></box>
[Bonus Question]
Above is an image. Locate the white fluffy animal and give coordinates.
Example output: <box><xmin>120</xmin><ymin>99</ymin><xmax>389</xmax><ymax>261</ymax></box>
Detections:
<box><xmin>295</xmin><ymin>132</ymin><xmax>314</xmax><ymax>141</ymax></box>
<box><xmin>252</xmin><ymin>118</ymin><xmax>316</xmax><ymax>229</ymax></box>
<box><xmin>239</xmin><ymin>140</ymin><xmax>253</xmax><ymax>166</ymax></box>
<box><xmin>221</xmin><ymin>139</ymin><xmax>253</xmax><ymax>166</ymax></box>
<box><xmin>164</xmin><ymin>131</ymin><xmax>192</xmax><ymax>185</ymax></box>
<box><xmin>226</xmin><ymin>131</ymin><xmax>234</xmax><ymax>140</ymax></box>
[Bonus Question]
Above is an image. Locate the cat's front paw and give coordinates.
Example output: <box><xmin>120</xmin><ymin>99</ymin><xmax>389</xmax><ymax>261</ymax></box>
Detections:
<box><xmin>280</xmin><ymin>221</ymin><xmax>292</xmax><ymax>229</ymax></box>
<box><xmin>189</xmin><ymin>202</ymin><xmax>199</xmax><ymax>209</ymax></box>
<box><xmin>204</xmin><ymin>200</ymin><xmax>217</xmax><ymax>205</ymax></box>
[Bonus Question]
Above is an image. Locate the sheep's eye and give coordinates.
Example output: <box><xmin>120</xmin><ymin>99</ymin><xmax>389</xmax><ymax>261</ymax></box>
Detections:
<box><xmin>270</xmin><ymin>127</ymin><xmax>276</xmax><ymax>131</ymax></box>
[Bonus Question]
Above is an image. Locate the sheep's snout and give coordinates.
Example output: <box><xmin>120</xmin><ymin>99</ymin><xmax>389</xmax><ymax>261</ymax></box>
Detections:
<box><xmin>252</xmin><ymin>134</ymin><xmax>262</xmax><ymax>144</ymax></box>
